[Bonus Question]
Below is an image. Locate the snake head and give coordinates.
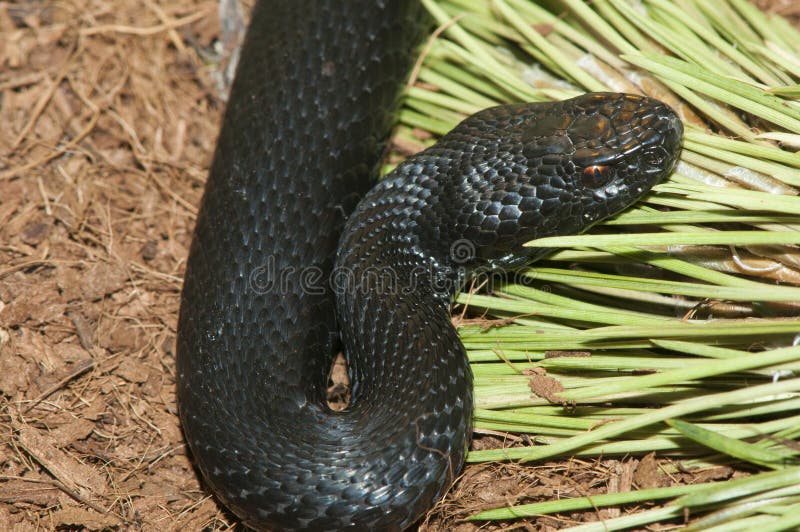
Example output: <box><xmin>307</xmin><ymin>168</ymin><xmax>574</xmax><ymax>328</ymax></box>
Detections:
<box><xmin>520</xmin><ymin>92</ymin><xmax>683</xmax><ymax>228</ymax></box>
<box><xmin>435</xmin><ymin>92</ymin><xmax>682</xmax><ymax>271</ymax></box>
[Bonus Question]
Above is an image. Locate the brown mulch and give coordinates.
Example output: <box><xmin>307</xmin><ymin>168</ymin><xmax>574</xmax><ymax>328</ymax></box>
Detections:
<box><xmin>0</xmin><ymin>1</ymin><xmax>795</xmax><ymax>530</ymax></box>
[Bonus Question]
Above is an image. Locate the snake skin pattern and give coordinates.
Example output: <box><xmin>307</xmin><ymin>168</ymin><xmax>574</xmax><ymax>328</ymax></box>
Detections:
<box><xmin>176</xmin><ymin>1</ymin><xmax>683</xmax><ymax>530</ymax></box>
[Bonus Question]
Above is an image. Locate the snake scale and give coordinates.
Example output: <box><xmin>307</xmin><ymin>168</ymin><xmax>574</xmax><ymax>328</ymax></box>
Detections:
<box><xmin>176</xmin><ymin>1</ymin><xmax>683</xmax><ymax>530</ymax></box>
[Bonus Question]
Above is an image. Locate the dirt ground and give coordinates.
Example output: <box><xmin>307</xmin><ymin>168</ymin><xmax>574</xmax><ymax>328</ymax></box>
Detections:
<box><xmin>0</xmin><ymin>1</ymin><xmax>797</xmax><ymax>530</ymax></box>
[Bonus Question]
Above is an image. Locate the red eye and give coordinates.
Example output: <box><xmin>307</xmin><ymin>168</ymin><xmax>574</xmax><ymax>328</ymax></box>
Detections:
<box><xmin>582</xmin><ymin>165</ymin><xmax>612</xmax><ymax>187</ymax></box>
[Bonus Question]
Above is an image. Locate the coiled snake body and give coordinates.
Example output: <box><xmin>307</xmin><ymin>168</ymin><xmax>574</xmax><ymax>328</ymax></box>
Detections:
<box><xmin>176</xmin><ymin>1</ymin><xmax>683</xmax><ymax>530</ymax></box>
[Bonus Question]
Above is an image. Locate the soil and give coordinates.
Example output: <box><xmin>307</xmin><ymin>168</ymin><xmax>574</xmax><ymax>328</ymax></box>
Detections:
<box><xmin>0</xmin><ymin>1</ymin><xmax>795</xmax><ymax>530</ymax></box>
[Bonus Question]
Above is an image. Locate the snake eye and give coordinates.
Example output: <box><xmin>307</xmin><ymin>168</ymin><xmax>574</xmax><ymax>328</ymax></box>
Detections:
<box><xmin>582</xmin><ymin>165</ymin><xmax>613</xmax><ymax>187</ymax></box>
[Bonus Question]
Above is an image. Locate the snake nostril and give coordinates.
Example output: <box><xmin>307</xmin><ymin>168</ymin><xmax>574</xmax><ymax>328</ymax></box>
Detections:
<box><xmin>643</xmin><ymin>150</ymin><xmax>665</xmax><ymax>167</ymax></box>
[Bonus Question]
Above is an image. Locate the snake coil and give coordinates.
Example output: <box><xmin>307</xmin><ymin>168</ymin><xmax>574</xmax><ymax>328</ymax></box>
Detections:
<box><xmin>177</xmin><ymin>1</ymin><xmax>683</xmax><ymax>530</ymax></box>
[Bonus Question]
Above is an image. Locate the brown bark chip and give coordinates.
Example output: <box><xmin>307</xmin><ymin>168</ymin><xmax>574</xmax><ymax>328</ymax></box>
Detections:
<box><xmin>525</xmin><ymin>367</ymin><xmax>565</xmax><ymax>403</ymax></box>
<box><xmin>16</xmin><ymin>425</ymin><xmax>108</xmax><ymax>500</ymax></box>
<box><xmin>634</xmin><ymin>452</ymin><xmax>664</xmax><ymax>490</ymax></box>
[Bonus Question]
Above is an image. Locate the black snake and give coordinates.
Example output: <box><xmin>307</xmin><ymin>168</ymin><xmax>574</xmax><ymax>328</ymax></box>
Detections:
<box><xmin>176</xmin><ymin>1</ymin><xmax>683</xmax><ymax>530</ymax></box>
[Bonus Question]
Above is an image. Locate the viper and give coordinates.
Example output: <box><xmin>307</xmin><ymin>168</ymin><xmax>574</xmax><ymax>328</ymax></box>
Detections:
<box><xmin>176</xmin><ymin>1</ymin><xmax>683</xmax><ymax>530</ymax></box>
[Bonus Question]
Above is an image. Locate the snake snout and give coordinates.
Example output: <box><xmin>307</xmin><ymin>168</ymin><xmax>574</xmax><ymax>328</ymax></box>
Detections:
<box><xmin>656</xmin><ymin>108</ymin><xmax>684</xmax><ymax>171</ymax></box>
<box><xmin>634</xmin><ymin>100</ymin><xmax>683</xmax><ymax>185</ymax></box>
<box><xmin>553</xmin><ymin>93</ymin><xmax>684</xmax><ymax>226</ymax></box>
